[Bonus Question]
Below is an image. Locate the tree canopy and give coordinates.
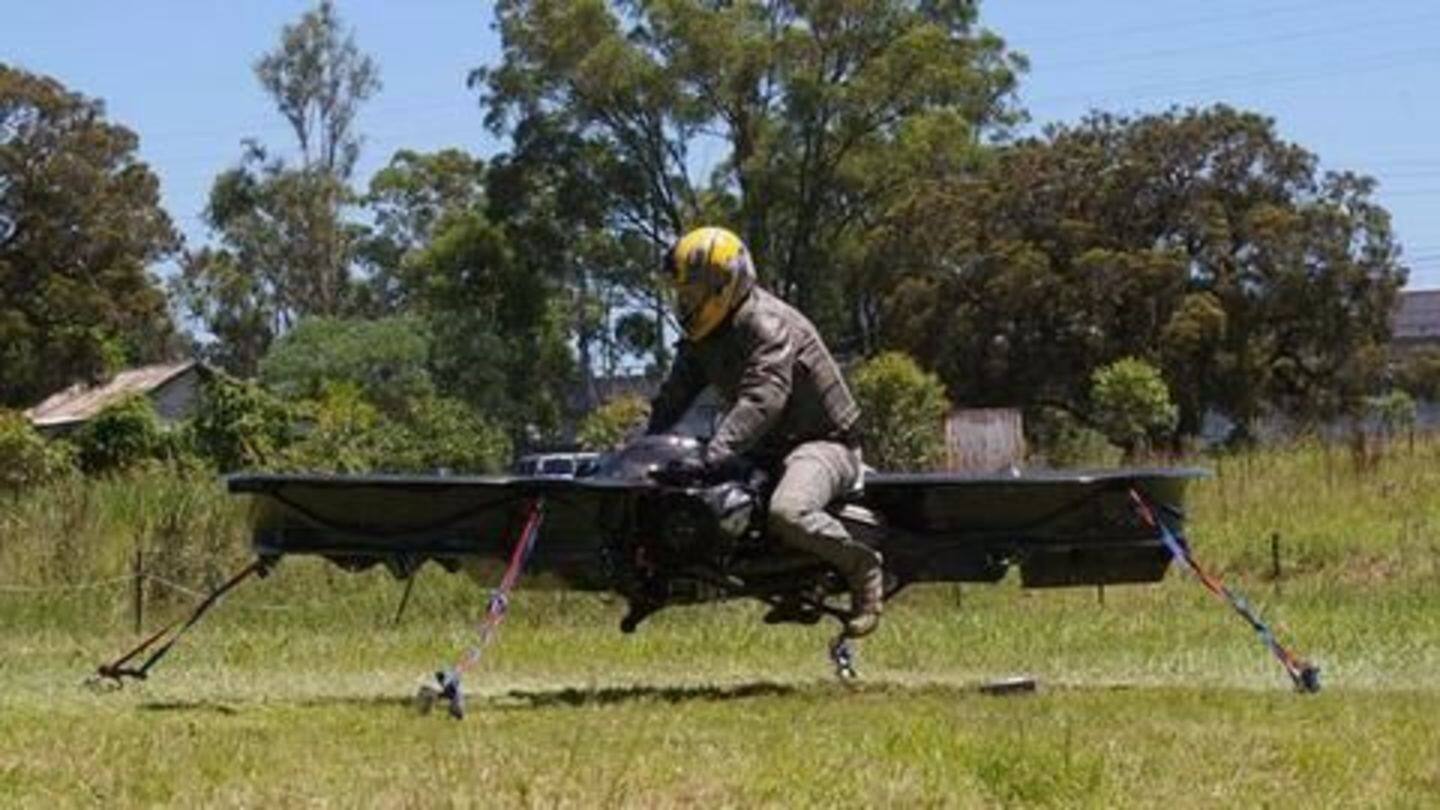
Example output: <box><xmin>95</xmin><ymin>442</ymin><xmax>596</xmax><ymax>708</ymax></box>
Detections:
<box><xmin>173</xmin><ymin>0</ymin><xmax>380</xmax><ymax>377</ymax></box>
<box><xmin>476</xmin><ymin>0</ymin><xmax>1025</xmax><ymax>345</ymax></box>
<box><xmin>0</xmin><ymin>65</ymin><xmax>179</xmax><ymax>407</ymax></box>
<box><xmin>7</xmin><ymin>3</ymin><xmax>1422</xmax><ymax>465</ymax></box>
<box><xmin>879</xmin><ymin>105</ymin><xmax>1406</xmax><ymax>438</ymax></box>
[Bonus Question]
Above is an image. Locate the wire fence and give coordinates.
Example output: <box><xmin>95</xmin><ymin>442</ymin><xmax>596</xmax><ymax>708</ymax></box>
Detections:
<box><xmin>0</xmin><ymin>575</ymin><xmax>138</xmax><ymax>594</ymax></box>
<box><xmin>0</xmin><ymin>569</ymin><xmax>302</xmax><ymax>613</ymax></box>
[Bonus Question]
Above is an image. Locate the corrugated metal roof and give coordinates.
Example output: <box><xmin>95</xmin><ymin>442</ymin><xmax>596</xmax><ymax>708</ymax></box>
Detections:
<box><xmin>24</xmin><ymin>360</ymin><xmax>198</xmax><ymax>428</ymax></box>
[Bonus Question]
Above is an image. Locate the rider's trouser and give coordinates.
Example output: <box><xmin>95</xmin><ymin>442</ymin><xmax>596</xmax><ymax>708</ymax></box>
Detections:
<box><xmin>766</xmin><ymin>440</ymin><xmax>880</xmax><ymax>583</ymax></box>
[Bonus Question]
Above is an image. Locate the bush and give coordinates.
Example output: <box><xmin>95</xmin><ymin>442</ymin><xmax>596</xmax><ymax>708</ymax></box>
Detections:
<box><xmin>1367</xmin><ymin>389</ymin><xmax>1417</xmax><ymax>437</ymax></box>
<box><xmin>281</xmin><ymin>382</ymin><xmax>386</xmax><ymax>473</ymax></box>
<box><xmin>1392</xmin><ymin>346</ymin><xmax>1440</xmax><ymax>402</ymax></box>
<box><xmin>1027</xmin><ymin>407</ymin><xmax>1122</xmax><ymax>468</ymax></box>
<box><xmin>190</xmin><ymin>375</ymin><xmax>297</xmax><ymax>471</ymax></box>
<box><xmin>0</xmin><ymin>410</ymin><xmax>75</xmax><ymax>491</ymax></box>
<box><xmin>386</xmin><ymin>395</ymin><xmax>511</xmax><ymax>473</ymax></box>
<box><xmin>576</xmin><ymin>394</ymin><xmax>649</xmax><ymax>452</ymax></box>
<box><xmin>70</xmin><ymin>396</ymin><xmax>168</xmax><ymax>473</ymax></box>
<box><xmin>850</xmin><ymin>351</ymin><xmax>949</xmax><ymax>471</ymax></box>
<box><xmin>276</xmin><ymin>386</ymin><xmax>511</xmax><ymax>475</ymax></box>
<box><xmin>1090</xmin><ymin>358</ymin><xmax>1178</xmax><ymax>459</ymax></box>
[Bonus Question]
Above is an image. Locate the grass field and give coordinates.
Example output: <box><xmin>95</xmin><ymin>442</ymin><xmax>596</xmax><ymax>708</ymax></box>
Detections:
<box><xmin>3</xmin><ymin>438</ymin><xmax>1440</xmax><ymax>807</ymax></box>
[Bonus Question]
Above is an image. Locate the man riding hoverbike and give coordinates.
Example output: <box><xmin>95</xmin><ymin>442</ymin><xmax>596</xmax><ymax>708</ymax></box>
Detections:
<box><xmin>645</xmin><ymin>226</ymin><xmax>884</xmax><ymax>637</ymax></box>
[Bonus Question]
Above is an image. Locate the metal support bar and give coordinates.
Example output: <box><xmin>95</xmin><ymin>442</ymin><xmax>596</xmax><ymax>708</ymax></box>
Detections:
<box><xmin>417</xmin><ymin>497</ymin><xmax>546</xmax><ymax>719</ymax></box>
<box><xmin>92</xmin><ymin>558</ymin><xmax>269</xmax><ymax>686</ymax></box>
<box><xmin>1129</xmin><ymin>489</ymin><xmax>1320</xmax><ymax>694</ymax></box>
<box><xmin>392</xmin><ymin>572</ymin><xmax>418</xmax><ymax>626</ymax></box>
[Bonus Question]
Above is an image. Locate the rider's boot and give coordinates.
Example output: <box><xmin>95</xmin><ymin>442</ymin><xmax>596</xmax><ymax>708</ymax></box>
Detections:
<box><xmin>844</xmin><ymin>551</ymin><xmax>884</xmax><ymax>638</ymax></box>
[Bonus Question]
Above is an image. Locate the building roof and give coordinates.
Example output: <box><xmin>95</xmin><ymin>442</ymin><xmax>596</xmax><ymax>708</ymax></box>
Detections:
<box><xmin>1393</xmin><ymin>289</ymin><xmax>1440</xmax><ymax>343</ymax></box>
<box><xmin>594</xmin><ymin>374</ymin><xmax>660</xmax><ymax>403</ymax></box>
<box><xmin>24</xmin><ymin>360</ymin><xmax>199</xmax><ymax>429</ymax></box>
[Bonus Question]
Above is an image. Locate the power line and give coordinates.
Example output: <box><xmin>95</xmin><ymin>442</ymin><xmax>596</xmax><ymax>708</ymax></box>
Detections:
<box><xmin>1031</xmin><ymin>46</ymin><xmax>1440</xmax><ymax>110</ymax></box>
<box><xmin>1009</xmin><ymin>0</ymin><xmax>1354</xmax><ymax>48</ymax></box>
<box><xmin>1038</xmin><ymin>10</ymin><xmax>1440</xmax><ymax>73</ymax></box>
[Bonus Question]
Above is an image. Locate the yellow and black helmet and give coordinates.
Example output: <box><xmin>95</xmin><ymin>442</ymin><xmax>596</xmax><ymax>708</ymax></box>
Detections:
<box><xmin>663</xmin><ymin>226</ymin><xmax>756</xmax><ymax>341</ymax></box>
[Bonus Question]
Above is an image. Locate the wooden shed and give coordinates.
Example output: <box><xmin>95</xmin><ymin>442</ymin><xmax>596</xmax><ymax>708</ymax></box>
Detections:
<box><xmin>945</xmin><ymin>407</ymin><xmax>1026</xmax><ymax>472</ymax></box>
<box><xmin>24</xmin><ymin>360</ymin><xmax>211</xmax><ymax>436</ymax></box>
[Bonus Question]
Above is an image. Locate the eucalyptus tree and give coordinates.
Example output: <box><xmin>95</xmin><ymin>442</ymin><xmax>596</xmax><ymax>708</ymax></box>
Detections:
<box><xmin>0</xmin><ymin>65</ymin><xmax>178</xmax><ymax>406</ymax></box>
<box><xmin>881</xmin><ymin>105</ymin><xmax>1406</xmax><ymax>437</ymax></box>
<box><xmin>175</xmin><ymin>1</ymin><xmax>380</xmax><ymax>375</ymax></box>
<box><xmin>476</xmin><ymin>0</ymin><xmax>1025</xmax><ymax>348</ymax></box>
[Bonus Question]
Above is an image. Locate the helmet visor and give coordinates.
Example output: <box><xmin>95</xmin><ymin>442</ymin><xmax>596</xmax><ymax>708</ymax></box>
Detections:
<box><xmin>674</xmin><ymin>277</ymin><xmax>710</xmax><ymax>331</ymax></box>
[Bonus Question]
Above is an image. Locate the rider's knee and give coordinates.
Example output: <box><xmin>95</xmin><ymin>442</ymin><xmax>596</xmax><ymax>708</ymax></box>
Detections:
<box><xmin>767</xmin><ymin>493</ymin><xmax>808</xmax><ymax>536</ymax></box>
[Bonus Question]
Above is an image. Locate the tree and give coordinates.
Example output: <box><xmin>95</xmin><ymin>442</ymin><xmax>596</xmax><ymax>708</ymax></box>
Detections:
<box><xmin>0</xmin><ymin>66</ymin><xmax>179</xmax><ymax>407</ymax></box>
<box><xmin>259</xmin><ymin>316</ymin><xmax>435</xmax><ymax>416</ymax></box>
<box><xmin>1366</xmin><ymin>389</ymin><xmax>1416</xmax><ymax>439</ymax></box>
<box><xmin>613</xmin><ymin>311</ymin><xmax>660</xmax><ymax>368</ymax></box>
<box><xmin>476</xmin><ymin>0</ymin><xmax>1024</xmax><ymax>347</ymax></box>
<box><xmin>482</xmin><ymin>120</ymin><xmax>663</xmax><ymax>403</ymax></box>
<box><xmin>881</xmin><ymin>105</ymin><xmax>1405</xmax><ymax>437</ymax></box>
<box><xmin>280</xmin><ymin>381</ymin><xmax>385</xmax><ymax>473</ymax></box>
<box><xmin>174</xmin><ymin>1</ymin><xmax>380</xmax><ymax>375</ymax></box>
<box><xmin>275</xmin><ymin>383</ymin><xmax>512</xmax><ymax>474</ymax></box>
<box><xmin>413</xmin><ymin>211</ymin><xmax>576</xmax><ymax>442</ymax></box>
<box><xmin>849</xmin><ymin>351</ymin><xmax>949</xmax><ymax>471</ymax></box>
<box><xmin>1089</xmin><ymin>358</ymin><xmax>1178</xmax><ymax>460</ymax></box>
<box><xmin>255</xmin><ymin>1</ymin><xmax>379</xmax><ymax>180</ymax></box>
<box><xmin>358</xmin><ymin>148</ymin><xmax>489</xmax><ymax>314</ymax></box>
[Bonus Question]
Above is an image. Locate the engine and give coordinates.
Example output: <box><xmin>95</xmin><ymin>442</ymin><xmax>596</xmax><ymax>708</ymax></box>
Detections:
<box><xmin>596</xmin><ymin>434</ymin><xmax>765</xmax><ymax>569</ymax></box>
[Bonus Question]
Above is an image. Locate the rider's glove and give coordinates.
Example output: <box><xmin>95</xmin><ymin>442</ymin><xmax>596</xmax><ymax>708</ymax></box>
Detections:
<box><xmin>650</xmin><ymin>455</ymin><xmax>710</xmax><ymax>487</ymax></box>
<box><xmin>650</xmin><ymin>445</ymin><xmax>747</xmax><ymax>487</ymax></box>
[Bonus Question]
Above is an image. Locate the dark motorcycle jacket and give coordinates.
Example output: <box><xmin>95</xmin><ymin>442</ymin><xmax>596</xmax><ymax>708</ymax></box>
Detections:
<box><xmin>647</xmin><ymin>287</ymin><xmax>861</xmax><ymax>466</ymax></box>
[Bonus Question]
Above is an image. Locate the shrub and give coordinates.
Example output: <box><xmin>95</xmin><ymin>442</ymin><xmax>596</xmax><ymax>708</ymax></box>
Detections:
<box><xmin>1392</xmin><ymin>346</ymin><xmax>1440</xmax><ymax>402</ymax></box>
<box><xmin>576</xmin><ymin>394</ymin><xmax>649</xmax><ymax>452</ymax></box>
<box><xmin>1367</xmin><ymin>389</ymin><xmax>1417</xmax><ymax>437</ymax></box>
<box><xmin>190</xmin><ymin>375</ymin><xmax>297</xmax><ymax>471</ymax></box>
<box><xmin>850</xmin><ymin>351</ymin><xmax>949</xmax><ymax>471</ymax></box>
<box><xmin>0</xmin><ymin>410</ymin><xmax>75</xmax><ymax>491</ymax></box>
<box><xmin>386</xmin><ymin>395</ymin><xmax>512</xmax><ymax>473</ymax></box>
<box><xmin>70</xmin><ymin>395</ymin><xmax>167</xmax><ymax>473</ymax></box>
<box><xmin>1027</xmin><ymin>407</ymin><xmax>1122</xmax><ymax>468</ymax></box>
<box><xmin>281</xmin><ymin>382</ymin><xmax>385</xmax><ymax>473</ymax></box>
<box><xmin>1090</xmin><ymin>357</ymin><xmax>1178</xmax><ymax>459</ymax></box>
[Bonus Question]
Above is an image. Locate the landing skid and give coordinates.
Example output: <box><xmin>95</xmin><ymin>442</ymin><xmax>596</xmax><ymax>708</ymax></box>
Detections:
<box><xmin>416</xmin><ymin>669</ymin><xmax>464</xmax><ymax>719</ymax></box>
<box><xmin>616</xmin><ymin>578</ymin><xmax>876</xmax><ymax>683</ymax></box>
<box><xmin>829</xmin><ymin>635</ymin><xmax>859</xmax><ymax>681</ymax></box>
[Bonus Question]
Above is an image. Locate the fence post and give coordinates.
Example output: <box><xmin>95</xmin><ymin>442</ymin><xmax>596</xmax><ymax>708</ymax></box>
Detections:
<box><xmin>1270</xmin><ymin>531</ymin><xmax>1282</xmax><ymax>593</ymax></box>
<box><xmin>132</xmin><ymin>546</ymin><xmax>144</xmax><ymax>634</ymax></box>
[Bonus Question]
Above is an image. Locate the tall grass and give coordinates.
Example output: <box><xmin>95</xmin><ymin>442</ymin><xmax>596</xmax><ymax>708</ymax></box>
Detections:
<box><xmin>4</xmin><ymin>434</ymin><xmax>1440</xmax><ymax>620</ymax></box>
<box><xmin>1</xmin><ymin>464</ymin><xmax>243</xmax><ymax>587</ymax></box>
<box><xmin>1188</xmin><ymin>434</ymin><xmax>1440</xmax><ymax>584</ymax></box>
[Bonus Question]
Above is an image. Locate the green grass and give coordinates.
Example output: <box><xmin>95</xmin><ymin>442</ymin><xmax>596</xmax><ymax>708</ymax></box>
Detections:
<box><xmin>3</xmin><ymin>438</ymin><xmax>1440</xmax><ymax>806</ymax></box>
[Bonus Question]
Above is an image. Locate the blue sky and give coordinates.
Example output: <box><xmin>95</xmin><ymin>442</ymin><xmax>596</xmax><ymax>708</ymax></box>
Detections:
<box><xmin>8</xmin><ymin>1</ymin><xmax>1440</xmax><ymax>285</ymax></box>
